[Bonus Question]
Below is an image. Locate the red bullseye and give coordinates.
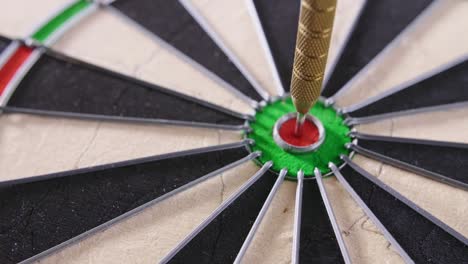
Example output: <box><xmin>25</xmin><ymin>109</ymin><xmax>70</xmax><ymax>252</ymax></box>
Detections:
<box><xmin>278</xmin><ymin>117</ymin><xmax>320</xmax><ymax>147</ymax></box>
<box><xmin>273</xmin><ymin>113</ymin><xmax>325</xmax><ymax>153</ymax></box>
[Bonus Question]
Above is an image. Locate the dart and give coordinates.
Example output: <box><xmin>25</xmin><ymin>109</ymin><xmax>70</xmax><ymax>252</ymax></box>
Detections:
<box><xmin>268</xmin><ymin>0</ymin><xmax>337</xmax><ymax>155</ymax></box>
<box><xmin>291</xmin><ymin>0</ymin><xmax>336</xmax><ymax>136</ymax></box>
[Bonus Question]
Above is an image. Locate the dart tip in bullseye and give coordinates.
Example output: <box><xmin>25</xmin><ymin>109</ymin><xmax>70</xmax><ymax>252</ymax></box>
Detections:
<box><xmin>294</xmin><ymin>112</ymin><xmax>306</xmax><ymax>137</ymax></box>
<box><xmin>273</xmin><ymin>112</ymin><xmax>325</xmax><ymax>153</ymax></box>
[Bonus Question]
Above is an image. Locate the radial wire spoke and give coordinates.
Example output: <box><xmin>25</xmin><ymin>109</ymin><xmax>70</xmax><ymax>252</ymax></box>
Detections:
<box><xmin>178</xmin><ymin>0</ymin><xmax>270</xmax><ymax>101</ymax></box>
<box><xmin>300</xmin><ymin>177</ymin><xmax>345</xmax><ymax>263</ymax></box>
<box><xmin>345</xmin><ymin>101</ymin><xmax>468</xmax><ymax>126</ymax></box>
<box><xmin>44</xmin><ymin>49</ymin><xmax>254</xmax><ymax>121</ymax></box>
<box><xmin>0</xmin><ymin>140</ymin><xmax>254</xmax><ymax>188</ymax></box>
<box><xmin>341</xmin><ymin>155</ymin><xmax>468</xmax><ymax>245</ymax></box>
<box><xmin>11</xmin><ymin>150</ymin><xmax>257</xmax><ymax>264</ymax></box>
<box><xmin>339</xmin><ymin>158</ymin><xmax>468</xmax><ymax>263</ymax></box>
<box><xmin>234</xmin><ymin>168</ymin><xmax>287</xmax><ymax>263</ymax></box>
<box><xmin>326</xmin><ymin>0</ymin><xmax>434</xmax><ymax>98</ymax></box>
<box><xmin>322</xmin><ymin>1</ymin><xmax>366</xmax><ymax>89</ymax></box>
<box><xmin>245</xmin><ymin>0</ymin><xmax>285</xmax><ymax>96</ymax></box>
<box><xmin>291</xmin><ymin>170</ymin><xmax>304</xmax><ymax>264</ymax></box>
<box><xmin>108</xmin><ymin>0</ymin><xmax>265</xmax><ymax>102</ymax></box>
<box><xmin>351</xmin><ymin>132</ymin><xmax>468</xmax><ymax>149</ymax></box>
<box><xmin>344</xmin><ymin>56</ymin><xmax>468</xmax><ymax>115</ymax></box>
<box><xmin>251</xmin><ymin>0</ymin><xmax>299</xmax><ymax>92</ymax></box>
<box><xmin>314</xmin><ymin>168</ymin><xmax>351</xmax><ymax>264</ymax></box>
<box><xmin>329</xmin><ymin>163</ymin><xmax>414</xmax><ymax>264</ymax></box>
<box><xmin>5</xmin><ymin>49</ymin><xmax>248</xmax><ymax>128</ymax></box>
<box><xmin>348</xmin><ymin>143</ymin><xmax>468</xmax><ymax>191</ymax></box>
<box><xmin>251</xmin><ymin>0</ymin><xmax>366</xmax><ymax>93</ymax></box>
<box><xmin>103</xmin><ymin>4</ymin><xmax>258</xmax><ymax>109</ymax></box>
<box><xmin>352</xmin><ymin>133</ymin><xmax>468</xmax><ymax>187</ymax></box>
<box><xmin>1</xmin><ymin>106</ymin><xmax>247</xmax><ymax>131</ymax></box>
<box><xmin>160</xmin><ymin>161</ymin><xmax>274</xmax><ymax>263</ymax></box>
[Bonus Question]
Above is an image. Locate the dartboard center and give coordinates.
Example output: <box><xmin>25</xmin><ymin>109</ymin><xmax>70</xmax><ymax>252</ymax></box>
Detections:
<box><xmin>278</xmin><ymin>116</ymin><xmax>320</xmax><ymax>147</ymax></box>
<box><xmin>273</xmin><ymin>112</ymin><xmax>326</xmax><ymax>153</ymax></box>
<box><xmin>246</xmin><ymin>97</ymin><xmax>352</xmax><ymax>179</ymax></box>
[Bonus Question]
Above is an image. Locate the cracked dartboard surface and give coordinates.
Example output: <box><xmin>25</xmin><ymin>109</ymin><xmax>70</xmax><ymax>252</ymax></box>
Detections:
<box><xmin>0</xmin><ymin>0</ymin><xmax>467</xmax><ymax>263</ymax></box>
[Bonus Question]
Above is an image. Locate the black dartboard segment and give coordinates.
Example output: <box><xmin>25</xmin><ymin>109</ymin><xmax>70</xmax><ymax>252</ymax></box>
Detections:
<box><xmin>0</xmin><ymin>36</ymin><xmax>8</xmax><ymax>52</ymax></box>
<box><xmin>359</xmin><ymin>139</ymin><xmax>468</xmax><ymax>185</ymax></box>
<box><xmin>341</xmin><ymin>165</ymin><xmax>468</xmax><ymax>263</ymax></box>
<box><xmin>169</xmin><ymin>171</ymin><xmax>277</xmax><ymax>263</ymax></box>
<box><xmin>252</xmin><ymin>0</ymin><xmax>300</xmax><ymax>92</ymax></box>
<box><xmin>7</xmin><ymin>51</ymin><xmax>243</xmax><ymax>126</ymax></box>
<box><xmin>350</xmin><ymin>59</ymin><xmax>468</xmax><ymax>117</ymax></box>
<box><xmin>0</xmin><ymin>147</ymin><xmax>248</xmax><ymax>263</ymax></box>
<box><xmin>322</xmin><ymin>0</ymin><xmax>434</xmax><ymax>97</ymax></box>
<box><xmin>300</xmin><ymin>180</ymin><xmax>344</xmax><ymax>264</ymax></box>
<box><xmin>112</xmin><ymin>0</ymin><xmax>263</xmax><ymax>101</ymax></box>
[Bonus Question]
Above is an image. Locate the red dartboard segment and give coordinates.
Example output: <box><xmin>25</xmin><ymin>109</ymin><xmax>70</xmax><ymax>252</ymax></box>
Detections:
<box><xmin>0</xmin><ymin>45</ymin><xmax>33</xmax><ymax>97</ymax></box>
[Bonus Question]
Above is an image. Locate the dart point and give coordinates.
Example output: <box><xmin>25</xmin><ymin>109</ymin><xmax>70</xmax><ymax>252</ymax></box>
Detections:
<box><xmin>273</xmin><ymin>112</ymin><xmax>325</xmax><ymax>153</ymax></box>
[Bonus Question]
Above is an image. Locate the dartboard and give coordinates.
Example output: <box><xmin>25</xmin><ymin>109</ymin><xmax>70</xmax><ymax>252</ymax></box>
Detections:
<box><xmin>0</xmin><ymin>0</ymin><xmax>467</xmax><ymax>263</ymax></box>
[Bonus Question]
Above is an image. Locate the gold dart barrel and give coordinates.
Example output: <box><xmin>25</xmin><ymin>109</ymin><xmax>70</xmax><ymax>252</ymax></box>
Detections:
<box><xmin>291</xmin><ymin>0</ymin><xmax>337</xmax><ymax>115</ymax></box>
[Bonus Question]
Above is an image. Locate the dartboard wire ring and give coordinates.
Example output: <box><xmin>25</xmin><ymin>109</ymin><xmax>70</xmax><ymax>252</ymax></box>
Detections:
<box><xmin>243</xmin><ymin>95</ymin><xmax>358</xmax><ymax>180</ymax></box>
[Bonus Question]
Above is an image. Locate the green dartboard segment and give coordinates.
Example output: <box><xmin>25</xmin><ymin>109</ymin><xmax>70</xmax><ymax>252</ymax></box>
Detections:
<box><xmin>246</xmin><ymin>97</ymin><xmax>351</xmax><ymax>179</ymax></box>
<box><xmin>31</xmin><ymin>0</ymin><xmax>91</xmax><ymax>43</ymax></box>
